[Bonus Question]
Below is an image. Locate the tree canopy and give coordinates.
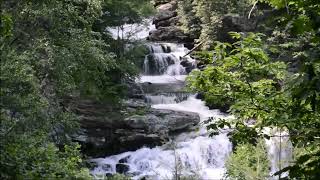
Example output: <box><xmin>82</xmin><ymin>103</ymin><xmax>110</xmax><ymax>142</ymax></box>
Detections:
<box><xmin>0</xmin><ymin>0</ymin><xmax>154</xmax><ymax>178</ymax></box>
<box><xmin>186</xmin><ymin>0</ymin><xmax>319</xmax><ymax>178</ymax></box>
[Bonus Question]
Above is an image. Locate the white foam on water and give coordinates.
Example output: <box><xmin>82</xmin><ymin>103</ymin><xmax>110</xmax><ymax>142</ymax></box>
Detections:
<box><xmin>91</xmin><ymin>96</ymin><xmax>233</xmax><ymax>180</ymax></box>
<box><xmin>264</xmin><ymin>128</ymin><xmax>293</xmax><ymax>179</ymax></box>
<box><xmin>138</xmin><ymin>75</ymin><xmax>187</xmax><ymax>84</ymax></box>
<box><xmin>91</xmin><ymin>22</ymin><xmax>292</xmax><ymax>178</ymax></box>
<box><xmin>143</xmin><ymin>43</ymin><xmax>194</xmax><ymax>76</ymax></box>
<box><xmin>145</xmin><ymin>92</ymin><xmax>190</xmax><ymax>104</ymax></box>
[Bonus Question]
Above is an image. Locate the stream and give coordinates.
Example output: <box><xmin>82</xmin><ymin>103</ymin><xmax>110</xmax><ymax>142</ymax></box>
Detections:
<box><xmin>90</xmin><ymin>20</ymin><xmax>292</xmax><ymax>180</ymax></box>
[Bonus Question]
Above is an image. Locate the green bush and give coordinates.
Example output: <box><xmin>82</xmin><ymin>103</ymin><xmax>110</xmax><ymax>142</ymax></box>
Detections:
<box><xmin>225</xmin><ymin>140</ymin><xmax>270</xmax><ymax>180</ymax></box>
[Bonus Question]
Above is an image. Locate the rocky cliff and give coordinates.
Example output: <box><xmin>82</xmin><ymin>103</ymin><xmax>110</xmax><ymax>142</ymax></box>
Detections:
<box><xmin>148</xmin><ymin>0</ymin><xmax>194</xmax><ymax>48</ymax></box>
<box><xmin>68</xmin><ymin>89</ymin><xmax>199</xmax><ymax>158</ymax></box>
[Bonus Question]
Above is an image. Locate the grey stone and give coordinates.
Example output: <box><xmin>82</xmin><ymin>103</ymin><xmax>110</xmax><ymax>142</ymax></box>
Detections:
<box><xmin>116</xmin><ymin>163</ymin><xmax>129</xmax><ymax>174</ymax></box>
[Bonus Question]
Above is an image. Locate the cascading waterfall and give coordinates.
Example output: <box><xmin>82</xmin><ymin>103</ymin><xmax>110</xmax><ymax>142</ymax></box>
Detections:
<box><xmin>91</xmin><ymin>96</ymin><xmax>233</xmax><ymax>180</ymax></box>
<box><xmin>91</xmin><ymin>19</ymin><xmax>292</xmax><ymax>180</ymax></box>
<box><xmin>91</xmin><ymin>40</ymin><xmax>233</xmax><ymax>179</ymax></box>
<box><xmin>145</xmin><ymin>93</ymin><xmax>190</xmax><ymax>104</ymax></box>
<box><xmin>265</xmin><ymin>129</ymin><xmax>293</xmax><ymax>178</ymax></box>
<box><xmin>143</xmin><ymin>43</ymin><xmax>189</xmax><ymax>76</ymax></box>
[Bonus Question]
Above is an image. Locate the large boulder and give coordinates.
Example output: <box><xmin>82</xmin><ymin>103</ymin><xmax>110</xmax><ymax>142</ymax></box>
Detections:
<box><xmin>140</xmin><ymin>81</ymin><xmax>186</xmax><ymax>94</ymax></box>
<box><xmin>125</xmin><ymin>109</ymin><xmax>200</xmax><ymax>135</ymax></box>
<box><xmin>153</xmin><ymin>0</ymin><xmax>171</xmax><ymax>7</ymax></box>
<box><xmin>155</xmin><ymin>16</ymin><xmax>180</xmax><ymax>28</ymax></box>
<box><xmin>125</xmin><ymin>80</ymin><xmax>145</xmax><ymax>99</ymax></box>
<box><xmin>156</xmin><ymin>1</ymin><xmax>177</xmax><ymax>12</ymax></box>
<box><xmin>68</xmin><ymin>97</ymin><xmax>199</xmax><ymax>157</ymax></box>
<box><xmin>153</xmin><ymin>1</ymin><xmax>178</xmax><ymax>28</ymax></box>
<box><xmin>180</xmin><ymin>57</ymin><xmax>196</xmax><ymax>73</ymax></box>
<box><xmin>148</xmin><ymin>0</ymin><xmax>192</xmax><ymax>44</ymax></box>
<box><xmin>148</xmin><ymin>26</ymin><xmax>189</xmax><ymax>42</ymax></box>
<box><xmin>153</xmin><ymin>10</ymin><xmax>177</xmax><ymax>26</ymax></box>
<box><xmin>217</xmin><ymin>14</ymin><xmax>258</xmax><ymax>42</ymax></box>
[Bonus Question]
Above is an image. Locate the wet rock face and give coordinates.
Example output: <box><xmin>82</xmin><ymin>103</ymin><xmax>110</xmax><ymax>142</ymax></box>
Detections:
<box><xmin>180</xmin><ymin>57</ymin><xmax>196</xmax><ymax>73</ymax></box>
<box><xmin>155</xmin><ymin>16</ymin><xmax>180</xmax><ymax>28</ymax></box>
<box><xmin>148</xmin><ymin>26</ymin><xmax>190</xmax><ymax>42</ymax></box>
<box><xmin>140</xmin><ymin>81</ymin><xmax>186</xmax><ymax>94</ymax></box>
<box><xmin>116</xmin><ymin>163</ymin><xmax>129</xmax><ymax>174</ymax></box>
<box><xmin>125</xmin><ymin>109</ymin><xmax>200</xmax><ymax>134</ymax></box>
<box><xmin>69</xmin><ymin>97</ymin><xmax>199</xmax><ymax>158</ymax></box>
<box><xmin>153</xmin><ymin>9</ymin><xmax>177</xmax><ymax>26</ymax></box>
<box><xmin>153</xmin><ymin>0</ymin><xmax>171</xmax><ymax>7</ymax></box>
<box><xmin>148</xmin><ymin>1</ymin><xmax>192</xmax><ymax>44</ymax></box>
<box><xmin>217</xmin><ymin>14</ymin><xmax>258</xmax><ymax>42</ymax></box>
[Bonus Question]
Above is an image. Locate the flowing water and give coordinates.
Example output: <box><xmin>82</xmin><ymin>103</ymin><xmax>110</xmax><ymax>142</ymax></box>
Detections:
<box><xmin>91</xmin><ymin>42</ymin><xmax>233</xmax><ymax>179</ymax></box>
<box><xmin>91</xmin><ymin>21</ymin><xmax>291</xmax><ymax>180</ymax></box>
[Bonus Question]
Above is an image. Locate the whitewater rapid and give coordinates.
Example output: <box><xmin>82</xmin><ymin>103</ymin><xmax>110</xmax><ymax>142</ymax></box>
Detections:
<box><xmin>90</xmin><ymin>39</ymin><xmax>233</xmax><ymax>179</ymax></box>
<box><xmin>91</xmin><ymin>19</ymin><xmax>292</xmax><ymax>179</ymax></box>
<box><xmin>91</xmin><ymin>96</ymin><xmax>232</xmax><ymax>180</ymax></box>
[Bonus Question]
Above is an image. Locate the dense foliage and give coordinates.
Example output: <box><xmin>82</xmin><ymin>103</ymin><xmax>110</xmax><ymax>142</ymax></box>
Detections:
<box><xmin>225</xmin><ymin>140</ymin><xmax>270</xmax><ymax>179</ymax></box>
<box><xmin>0</xmin><ymin>0</ymin><xmax>153</xmax><ymax>178</ymax></box>
<box><xmin>187</xmin><ymin>0</ymin><xmax>319</xmax><ymax>178</ymax></box>
<box><xmin>1</xmin><ymin>0</ymin><xmax>319</xmax><ymax>178</ymax></box>
<box><xmin>177</xmin><ymin>0</ymin><xmax>254</xmax><ymax>49</ymax></box>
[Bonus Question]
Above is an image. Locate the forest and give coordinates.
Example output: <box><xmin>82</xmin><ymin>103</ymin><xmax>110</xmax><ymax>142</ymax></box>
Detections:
<box><xmin>0</xmin><ymin>0</ymin><xmax>319</xmax><ymax>179</ymax></box>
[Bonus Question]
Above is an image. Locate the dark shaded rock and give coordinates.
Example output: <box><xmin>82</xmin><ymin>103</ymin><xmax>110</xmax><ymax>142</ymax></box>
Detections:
<box><xmin>180</xmin><ymin>58</ymin><xmax>196</xmax><ymax>73</ymax></box>
<box><xmin>118</xmin><ymin>133</ymin><xmax>164</xmax><ymax>152</ymax></box>
<box><xmin>68</xmin><ymin>95</ymin><xmax>199</xmax><ymax>157</ymax></box>
<box><xmin>156</xmin><ymin>16</ymin><xmax>180</xmax><ymax>28</ymax></box>
<box><xmin>116</xmin><ymin>163</ymin><xmax>129</xmax><ymax>174</ymax></box>
<box><xmin>140</xmin><ymin>81</ymin><xmax>186</xmax><ymax>94</ymax></box>
<box><xmin>125</xmin><ymin>109</ymin><xmax>200</xmax><ymax>134</ymax></box>
<box><xmin>148</xmin><ymin>0</ymin><xmax>194</xmax><ymax>44</ymax></box>
<box><xmin>195</xmin><ymin>93</ymin><xmax>204</xmax><ymax>100</ymax></box>
<box><xmin>161</xmin><ymin>44</ymin><xmax>171</xmax><ymax>53</ymax></box>
<box><xmin>126</xmin><ymin>80</ymin><xmax>145</xmax><ymax>99</ymax></box>
<box><xmin>101</xmin><ymin>164</ymin><xmax>112</xmax><ymax>171</ymax></box>
<box><xmin>153</xmin><ymin>11</ymin><xmax>177</xmax><ymax>25</ymax></box>
<box><xmin>153</xmin><ymin>0</ymin><xmax>171</xmax><ymax>7</ymax></box>
<box><xmin>153</xmin><ymin>1</ymin><xmax>178</xmax><ymax>28</ymax></box>
<box><xmin>207</xmin><ymin>103</ymin><xmax>230</xmax><ymax>113</ymax></box>
<box><xmin>105</xmin><ymin>173</ymin><xmax>113</xmax><ymax>177</ymax></box>
<box><xmin>148</xmin><ymin>26</ymin><xmax>190</xmax><ymax>42</ymax></box>
<box><xmin>119</xmin><ymin>156</ymin><xmax>130</xmax><ymax>164</ymax></box>
<box><xmin>217</xmin><ymin>14</ymin><xmax>258</xmax><ymax>42</ymax></box>
<box><xmin>156</xmin><ymin>1</ymin><xmax>177</xmax><ymax>11</ymax></box>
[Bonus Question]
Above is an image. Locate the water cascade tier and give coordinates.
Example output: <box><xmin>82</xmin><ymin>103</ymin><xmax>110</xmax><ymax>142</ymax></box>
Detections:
<box><xmin>92</xmin><ymin>96</ymin><xmax>233</xmax><ymax>179</ymax></box>
<box><xmin>91</xmin><ymin>21</ymin><xmax>292</xmax><ymax>180</ymax></box>
<box><xmin>90</xmin><ymin>40</ymin><xmax>234</xmax><ymax>179</ymax></box>
<box><xmin>143</xmin><ymin>43</ymin><xmax>193</xmax><ymax>76</ymax></box>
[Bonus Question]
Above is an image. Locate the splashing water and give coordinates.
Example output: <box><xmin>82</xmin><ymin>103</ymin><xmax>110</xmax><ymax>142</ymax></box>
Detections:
<box><xmin>142</xmin><ymin>43</ymin><xmax>193</xmax><ymax>76</ymax></box>
<box><xmin>91</xmin><ymin>18</ymin><xmax>292</xmax><ymax>179</ymax></box>
<box><xmin>91</xmin><ymin>96</ymin><xmax>233</xmax><ymax>180</ymax></box>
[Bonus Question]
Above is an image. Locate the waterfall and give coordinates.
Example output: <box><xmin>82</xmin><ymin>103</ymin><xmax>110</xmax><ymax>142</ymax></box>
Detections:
<box><xmin>142</xmin><ymin>43</ymin><xmax>192</xmax><ymax>76</ymax></box>
<box><xmin>91</xmin><ymin>96</ymin><xmax>232</xmax><ymax>180</ymax></box>
<box><xmin>91</xmin><ymin>26</ymin><xmax>233</xmax><ymax>178</ymax></box>
<box><xmin>91</xmin><ymin>18</ymin><xmax>292</xmax><ymax>180</ymax></box>
<box><xmin>145</xmin><ymin>93</ymin><xmax>190</xmax><ymax>104</ymax></box>
<box><xmin>265</xmin><ymin>128</ymin><xmax>293</xmax><ymax>179</ymax></box>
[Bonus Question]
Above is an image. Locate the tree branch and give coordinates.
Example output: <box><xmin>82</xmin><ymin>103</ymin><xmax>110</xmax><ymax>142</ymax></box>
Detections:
<box><xmin>248</xmin><ymin>1</ymin><xmax>258</xmax><ymax>19</ymax></box>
